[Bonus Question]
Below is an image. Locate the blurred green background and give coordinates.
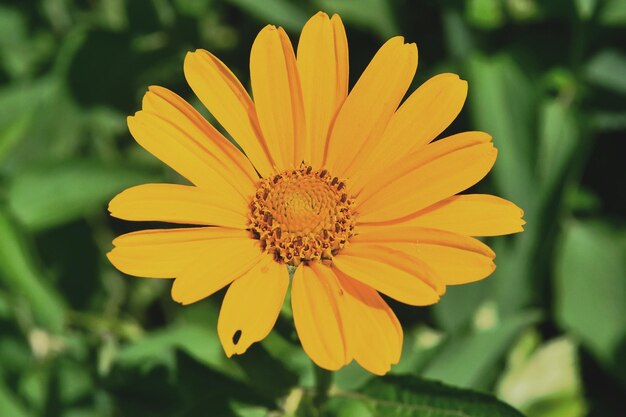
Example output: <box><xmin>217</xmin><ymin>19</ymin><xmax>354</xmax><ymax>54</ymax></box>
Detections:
<box><xmin>1</xmin><ymin>0</ymin><xmax>625</xmax><ymax>416</ymax></box>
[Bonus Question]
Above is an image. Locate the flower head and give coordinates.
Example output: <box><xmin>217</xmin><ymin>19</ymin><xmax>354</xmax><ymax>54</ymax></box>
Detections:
<box><xmin>108</xmin><ymin>12</ymin><xmax>524</xmax><ymax>375</ymax></box>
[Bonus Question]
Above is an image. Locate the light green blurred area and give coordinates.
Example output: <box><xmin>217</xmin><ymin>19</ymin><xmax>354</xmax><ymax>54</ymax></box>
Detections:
<box><xmin>0</xmin><ymin>0</ymin><xmax>625</xmax><ymax>416</ymax></box>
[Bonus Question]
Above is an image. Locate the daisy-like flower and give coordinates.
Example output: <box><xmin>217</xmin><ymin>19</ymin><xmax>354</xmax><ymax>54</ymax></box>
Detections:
<box><xmin>108</xmin><ymin>12</ymin><xmax>524</xmax><ymax>375</ymax></box>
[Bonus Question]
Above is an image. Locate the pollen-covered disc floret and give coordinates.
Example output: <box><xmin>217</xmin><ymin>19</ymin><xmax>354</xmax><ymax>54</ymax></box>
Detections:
<box><xmin>249</xmin><ymin>165</ymin><xmax>356</xmax><ymax>265</ymax></box>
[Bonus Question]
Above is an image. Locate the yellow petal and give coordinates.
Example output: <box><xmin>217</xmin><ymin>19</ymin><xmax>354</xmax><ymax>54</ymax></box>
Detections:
<box><xmin>127</xmin><ymin>108</ymin><xmax>254</xmax><ymax>200</ymax></box>
<box><xmin>107</xmin><ymin>227</ymin><xmax>246</xmax><ymax>278</ymax></box>
<box><xmin>335</xmin><ymin>269</ymin><xmax>403</xmax><ymax>375</ymax></box>
<box><xmin>109</xmin><ymin>184</ymin><xmax>249</xmax><ymax>229</ymax></box>
<box><xmin>291</xmin><ymin>264</ymin><xmax>348</xmax><ymax>370</ymax></box>
<box><xmin>142</xmin><ymin>86</ymin><xmax>258</xmax><ymax>185</ymax></box>
<box><xmin>184</xmin><ymin>50</ymin><xmax>275</xmax><ymax>177</ymax></box>
<box><xmin>171</xmin><ymin>236</ymin><xmax>264</xmax><ymax>305</ymax></box>
<box><xmin>333</xmin><ymin>244</ymin><xmax>441</xmax><ymax>305</ymax></box>
<box><xmin>395</xmin><ymin>194</ymin><xmax>525</xmax><ymax>236</ymax></box>
<box><xmin>357</xmin><ymin>132</ymin><xmax>497</xmax><ymax>223</ymax></box>
<box><xmin>353</xmin><ymin>226</ymin><xmax>496</xmax><ymax>285</ymax></box>
<box><xmin>297</xmin><ymin>12</ymin><xmax>348</xmax><ymax>167</ymax></box>
<box><xmin>324</xmin><ymin>36</ymin><xmax>417</xmax><ymax>177</ymax></box>
<box><xmin>351</xmin><ymin>74</ymin><xmax>468</xmax><ymax>191</ymax></box>
<box><xmin>218</xmin><ymin>256</ymin><xmax>288</xmax><ymax>356</ymax></box>
<box><xmin>250</xmin><ymin>25</ymin><xmax>305</xmax><ymax>170</ymax></box>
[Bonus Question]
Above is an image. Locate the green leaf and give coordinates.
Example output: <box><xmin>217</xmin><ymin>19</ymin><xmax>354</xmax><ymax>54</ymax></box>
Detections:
<box><xmin>0</xmin><ymin>209</ymin><xmax>65</xmax><ymax>332</ymax></box>
<box><xmin>315</xmin><ymin>0</ymin><xmax>398</xmax><ymax>38</ymax></box>
<box><xmin>0</xmin><ymin>79</ymin><xmax>57</xmax><ymax>165</ymax></box>
<box><xmin>347</xmin><ymin>375</ymin><xmax>525</xmax><ymax>417</ymax></box>
<box><xmin>466</xmin><ymin>53</ymin><xmax>536</xmax><ymax>204</ymax></box>
<box><xmin>225</xmin><ymin>0</ymin><xmax>309</xmax><ymax>32</ymax></box>
<box><xmin>574</xmin><ymin>0</ymin><xmax>597</xmax><ymax>19</ymax></box>
<box><xmin>7</xmin><ymin>159</ymin><xmax>156</xmax><ymax>231</ymax></box>
<box><xmin>497</xmin><ymin>334</ymin><xmax>587</xmax><ymax>417</ymax></box>
<box><xmin>466</xmin><ymin>0</ymin><xmax>504</xmax><ymax>29</ymax></box>
<box><xmin>586</xmin><ymin>50</ymin><xmax>626</xmax><ymax>94</ymax></box>
<box><xmin>537</xmin><ymin>99</ymin><xmax>579</xmax><ymax>193</ymax></box>
<box><xmin>422</xmin><ymin>308</ymin><xmax>541</xmax><ymax>389</ymax></box>
<box><xmin>0</xmin><ymin>380</ymin><xmax>31</xmax><ymax>417</ymax></box>
<box><xmin>115</xmin><ymin>323</ymin><xmax>245</xmax><ymax>381</ymax></box>
<box><xmin>442</xmin><ymin>8</ymin><xmax>475</xmax><ymax>61</ymax></box>
<box><xmin>555</xmin><ymin>221</ymin><xmax>626</xmax><ymax>364</ymax></box>
<box><xmin>599</xmin><ymin>0</ymin><xmax>626</xmax><ymax>26</ymax></box>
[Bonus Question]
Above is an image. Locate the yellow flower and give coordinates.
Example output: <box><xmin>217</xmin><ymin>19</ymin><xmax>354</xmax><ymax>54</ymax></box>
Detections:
<box><xmin>107</xmin><ymin>12</ymin><xmax>524</xmax><ymax>375</ymax></box>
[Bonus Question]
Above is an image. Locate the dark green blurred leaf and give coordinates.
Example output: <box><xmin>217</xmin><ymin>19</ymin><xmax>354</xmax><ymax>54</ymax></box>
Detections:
<box><xmin>575</xmin><ymin>0</ymin><xmax>597</xmax><ymax>20</ymax></box>
<box><xmin>349</xmin><ymin>375</ymin><xmax>525</xmax><ymax>417</ymax></box>
<box><xmin>0</xmin><ymin>209</ymin><xmax>65</xmax><ymax>332</ymax></box>
<box><xmin>422</xmin><ymin>308</ymin><xmax>540</xmax><ymax>389</ymax></box>
<box><xmin>466</xmin><ymin>0</ymin><xmax>504</xmax><ymax>29</ymax></box>
<box><xmin>226</xmin><ymin>0</ymin><xmax>309</xmax><ymax>32</ymax></box>
<box><xmin>555</xmin><ymin>221</ymin><xmax>626</xmax><ymax>364</ymax></box>
<box><xmin>0</xmin><ymin>380</ymin><xmax>31</xmax><ymax>417</ymax></box>
<box><xmin>116</xmin><ymin>323</ymin><xmax>245</xmax><ymax>380</ymax></box>
<box><xmin>599</xmin><ymin>0</ymin><xmax>626</xmax><ymax>26</ymax></box>
<box><xmin>442</xmin><ymin>8</ymin><xmax>475</xmax><ymax>61</ymax></box>
<box><xmin>466</xmin><ymin>53</ymin><xmax>536</xmax><ymax>203</ymax></box>
<box><xmin>392</xmin><ymin>326</ymin><xmax>444</xmax><ymax>375</ymax></box>
<box><xmin>325</xmin><ymin>396</ymin><xmax>374</xmax><ymax>417</ymax></box>
<box><xmin>591</xmin><ymin>111</ymin><xmax>626</xmax><ymax>131</ymax></box>
<box><xmin>315</xmin><ymin>0</ymin><xmax>398</xmax><ymax>38</ymax></box>
<box><xmin>432</xmin><ymin>279</ymin><xmax>492</xmax><ymax>333</ymax></box>
<box><xmin>586</xmin><ymin>50</ymin><xmax>626</xmax><ymax>94</ymax></box>
<box><xmin>0</xmin><ymin>79</ymin><xmax>57</xmax><ymax>165</ymax></box>
<box><xmin>537</xmin><ymin>99</ymin><xmax>579</xmax><ymax>191</ymax></box>
<box><xmin>7</xmin><ymin>160</ymin><xmax>156</xmax><ymax>231</ymax></box>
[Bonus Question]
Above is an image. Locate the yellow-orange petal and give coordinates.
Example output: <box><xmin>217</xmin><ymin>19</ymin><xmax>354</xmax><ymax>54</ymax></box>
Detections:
<box><xmin>127</xmin><ymin>114</ymin><xmax>251</xmax><ymax>200</ymax></box>
<box><xmin>184</xmin><ymin>50</ymin><xmax>275</xmax><ymax>177</ymax></box>
<box><xmin>335</xmin><ymin>269</ymin><xmax>403</xmax><ymax>375</ymax></box>
<box><xmin>333</xmin><ymin>244</ymin><xmax>441</xmax><ymax>305</ymax></box>
<box><xmin>292</xmin><ymin>264</ymin><xmax>348</xmax><ymax>370</ymax></box>
<box><xmin>250</xmin><ymin>25</ymin><xmax>305</xmax><ymax>170</ymax></box>
<box><xmin>108</xmin><ymin>184</ymin><xmax>249</xmax><ymax>229</ymax></box>
<box><xmin>218</xmin><ymin>256</ymin><xmax>288</xmax><ymax>356</ymax></box>
<box><xmin>142</xmin><ymin>86</ymin><xmax>259</xmax><ymax>186</ymax></box>
<box><xmin>391</xmin><ymin>194</ymin><xmax>525</xmax><ymax>236</ymax></box>
<box><xmin>351</xmin><ymin>74</ymin><xmax>468</xmax><ymax>191</ymax></box>
<box><xmin>107</xmin><ymin>227</ymin><xmax>246</xmax><ymax>278</ymax></box>
<box><xmin>353</xmin><ymin>226</ymin><xmax>496</xmax><ymax>285</ymax></box>
<box><xmin>357</xmin><ymin>132</ymin><xmax>497</xmax><ymax>223</ymax></box>
<box><xmin>324</xmin><ymin>36</ymin><xmax>417</xmax><ymax>177</ymax></box>
<box><xmin>297</xmin><ymin>12</ymin><xmax>348</xmax><ymax>167</ymax></box>
<box><xmin>170</xmin><ymin>236</ymin><xmax>264</xmax><ymax>305</ymax></box>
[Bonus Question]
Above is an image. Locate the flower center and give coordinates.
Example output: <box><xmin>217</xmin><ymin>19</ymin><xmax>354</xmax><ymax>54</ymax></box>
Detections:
<box><xmin>249</xmin><ymin>165</ymin><xmax>356</xmax><ymax>265</ymax></box>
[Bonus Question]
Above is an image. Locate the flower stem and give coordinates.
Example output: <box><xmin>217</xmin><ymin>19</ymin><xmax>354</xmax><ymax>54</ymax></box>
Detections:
<box><xmin>313</xmin><ymin>365</ymin><xmax>333</xmax><ymax>411</ymax></box>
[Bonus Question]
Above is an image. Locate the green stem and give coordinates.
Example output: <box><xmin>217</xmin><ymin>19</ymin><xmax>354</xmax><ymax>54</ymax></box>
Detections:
<box><xmin>313</xmin><ymin>365</ymin><xmax>333</xmax><ymax>411</ymax></box>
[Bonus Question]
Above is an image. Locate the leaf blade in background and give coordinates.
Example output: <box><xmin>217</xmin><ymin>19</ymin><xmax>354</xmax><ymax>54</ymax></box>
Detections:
<box><xmin>315</xmin><ymin>0</ymin><xmax>398</xmax><ymax>38</ymax></box>
<box><xmin>466</xmin><ymin>53</ymin><xmax>536</xmax><ymax>204</ymax></box>
<box><xmin>555</xmin><ymin>221</ymin><xmax>626</xmax><ymax>366</ymax></box>
<box><xmin>585</xmin><ymin>50</ymin><xmax>626</xmax><ymax>95</ymax></box>
<box><xmin>115</xmin><ymin>322</ymin><xmax>246</xmax><ymax>381</ymax></box>
<box><xmin>422</xmin><ymin>307</ymin><xmax>541</xmax><ymax>389</ymax></box>
<box><xmin>0</xmin><ymin>209</ymin><xmax>65</xmax><ymax>332</ymax></box>
<box><xmin>348</xmin><ymin>375</ymin><xmax>525</xmax><ymax>417</ymax></box>
<box><xmin>575</xmin><ymin>0</ymin><xmax>597</xmax><ymax>20</ymax></box>
<box><xmin>7</xmin><ymin>159</ymin><xmax>157</xmax><ymax>231</ymax></box>
<box><xmin>225</xmin><ymin>0</ymin><xmax>309</xmax><ymax>32</ymax></box>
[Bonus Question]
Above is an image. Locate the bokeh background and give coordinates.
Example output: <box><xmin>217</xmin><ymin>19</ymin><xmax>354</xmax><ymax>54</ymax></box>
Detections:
<box><xmin>1</xmin><ymin>0</ymin><xmax>625</xmax><ymax>416</ymax></box>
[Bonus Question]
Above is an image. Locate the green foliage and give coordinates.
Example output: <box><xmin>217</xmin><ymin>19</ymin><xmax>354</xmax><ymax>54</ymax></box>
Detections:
<box><xmin>0</xmin><ymin>0</ymin><xmax>624</xmax><ymax>415</ymax></box>
<box><xmin>555</xmin><ymin>221</ymin><xmax>626</xmax><ymax>375</ymax></box>
<box><xmin>341</xmin><ymin>376</ymin><xmax>524</xmax><ymax>417</ymax></box>
<box><xmin>8</xmin><ymin>160</ymin><xmax>157</xmax><ymax>231</ymax></box>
